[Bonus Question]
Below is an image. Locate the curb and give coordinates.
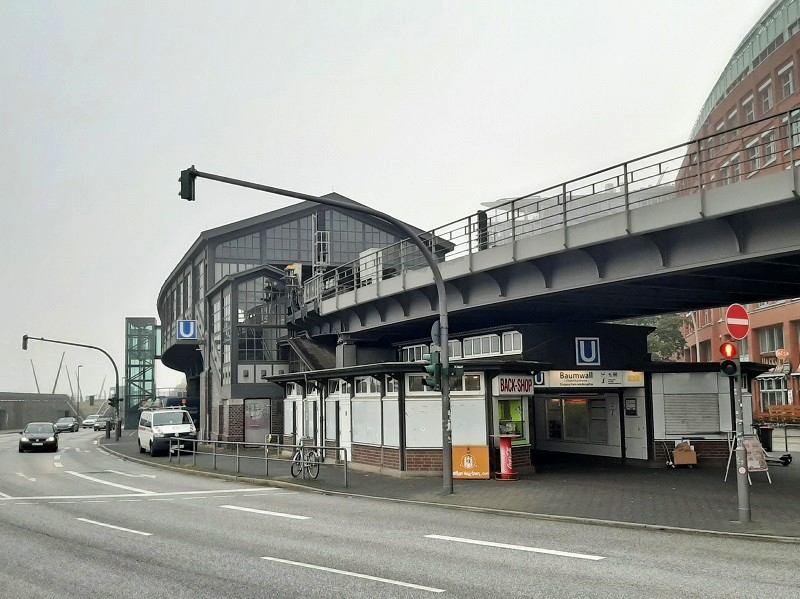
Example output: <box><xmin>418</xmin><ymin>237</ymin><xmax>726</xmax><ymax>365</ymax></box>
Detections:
<box><xmin>98</xmin><ymin>443</ymin><xmax>800</xmax><ymax>545</ymax></box>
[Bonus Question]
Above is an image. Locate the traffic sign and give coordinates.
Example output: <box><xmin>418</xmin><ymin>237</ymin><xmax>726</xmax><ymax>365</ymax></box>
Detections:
<box><xmin>725</xmin><ymin>304</ymin><xmax>750</xmax><ymax>340</ymax></box>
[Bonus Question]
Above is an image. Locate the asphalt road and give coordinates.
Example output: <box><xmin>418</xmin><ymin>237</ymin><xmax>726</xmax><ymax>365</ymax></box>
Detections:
<box><xmin>1</xmin><ymin>430</ymin><xmax>798</xmax><ymax>599</ymax></box>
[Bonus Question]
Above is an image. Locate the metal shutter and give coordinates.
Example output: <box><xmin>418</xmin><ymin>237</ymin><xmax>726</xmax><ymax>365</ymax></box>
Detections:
<box><xmin>664</xmin><ymin>394</ymin><xmax>719</xmax><ymax>435</ymax></box>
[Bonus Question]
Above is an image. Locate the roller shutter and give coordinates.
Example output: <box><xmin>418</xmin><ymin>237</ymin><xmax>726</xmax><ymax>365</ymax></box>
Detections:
<box><xmin>664</xmin><ymin>394</ymin><xmax>719</xmax><ymax>434</ymax></box>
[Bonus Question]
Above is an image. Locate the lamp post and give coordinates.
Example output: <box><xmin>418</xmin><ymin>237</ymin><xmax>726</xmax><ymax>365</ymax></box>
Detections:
<box><xmin>180</xmin><ymin>166</ymin><xmax>455</xmax><ymax>494</ymax></box>
<box><xmin>22</xmin><ymin>335</ymin><xmax>121</xmax><ymax>441</ymax></box>
<box><xmin>76</xmin><ymin>365</ymin><xmax>83</xmax><ymax>420</ymax></box>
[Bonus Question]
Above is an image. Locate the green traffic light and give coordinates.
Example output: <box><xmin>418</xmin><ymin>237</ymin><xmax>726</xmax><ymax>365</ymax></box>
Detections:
<box><xmin>179</xmin><ymin>167</ymin><xmax>196</xmax><ymax>201</ymax></box>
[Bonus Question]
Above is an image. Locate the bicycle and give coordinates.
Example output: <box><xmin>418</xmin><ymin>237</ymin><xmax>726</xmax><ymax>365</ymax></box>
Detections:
<box><xmin>290</xmin><ymin>444</ymin><xmax>320</xmax><ymax>479</ymax></box>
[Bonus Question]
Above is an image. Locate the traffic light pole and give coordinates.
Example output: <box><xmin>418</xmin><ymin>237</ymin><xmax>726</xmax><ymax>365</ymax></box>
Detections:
<box><xmin>733</xmin><ymin>355</ymin><xmax>751</xmax><ymax>523</ymax></box>
<box><xmin>22</xmin><ymin>335</ymin><xmax>121</xmax><ymax>442</ymax></box>
<box><xmin>182</xmin><ymin>168</ymin><xmax>455</xmax><ymax>495</ymax></box>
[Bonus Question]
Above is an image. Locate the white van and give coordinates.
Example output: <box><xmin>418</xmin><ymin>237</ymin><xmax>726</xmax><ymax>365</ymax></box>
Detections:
<box><xmin>138</xmin><ymin>408</ymin><xmax>197</xmax><ymax>456</ymax></box>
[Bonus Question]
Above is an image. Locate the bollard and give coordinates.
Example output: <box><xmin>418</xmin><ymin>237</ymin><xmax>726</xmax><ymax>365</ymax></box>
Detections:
<box><xmin>193</xmin><ymin>439</ymin><xmax>197</xmax><ymax>466</ymax></box>
<box><xmin>105</xmin><ymin>420</ymin><xmax>111</xmax><ymax>439</ymax></box>
<box><xmin>265</xmin><ymin>444</ymin><xmax>269</xmax><ymax>476</ymax></box>
<box><xmin>213</xmin><ymin>441</ymin><xmax>217</xmax><ymax>470</ymax></box>
<box><xmin>236</xmin><ymin>443</ymin><xmax>240</xmax><ymax>474</ymax></box>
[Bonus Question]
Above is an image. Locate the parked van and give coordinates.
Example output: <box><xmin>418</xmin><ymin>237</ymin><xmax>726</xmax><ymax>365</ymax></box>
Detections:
<box><xmin>138</xmin><ymin>408</ymin><xmax>197</xmax><ymax>456</ymax></box>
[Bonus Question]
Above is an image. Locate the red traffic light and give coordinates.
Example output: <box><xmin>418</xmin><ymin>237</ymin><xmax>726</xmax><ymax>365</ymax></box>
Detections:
<box><xmin>720</xmin><ymin>342</ymin><xmax>738</xmax><ymax>359</ymax></box>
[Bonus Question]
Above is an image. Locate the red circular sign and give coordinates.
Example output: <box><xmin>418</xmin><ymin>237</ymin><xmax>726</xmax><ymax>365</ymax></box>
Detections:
<box><xmin>725</xmin><ymin>304</ymin><xmax>750</xmax><ymax>340</ymax></box>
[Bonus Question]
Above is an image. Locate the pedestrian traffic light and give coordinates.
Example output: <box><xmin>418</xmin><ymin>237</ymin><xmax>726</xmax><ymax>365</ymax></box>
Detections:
<box><xmin>421</xmin><ymin>351</ymin><xmax>441</xmax><ymax>391</ymax></box>
<box><xmin>719</xmin><ymin>341</ymin><xmax>740</xmax><ymax>377</ymax></box>
<box><xmin>179</xmin><ymin>166</ymin><xmax>196</xmax><ymax>201</ymax></box>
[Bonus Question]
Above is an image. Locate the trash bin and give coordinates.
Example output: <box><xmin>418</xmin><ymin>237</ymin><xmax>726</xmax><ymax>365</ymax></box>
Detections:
<box><xmin>757</xmin><ymin>426</ymin><xmax>774</xmax><ymax>452</ymax></box>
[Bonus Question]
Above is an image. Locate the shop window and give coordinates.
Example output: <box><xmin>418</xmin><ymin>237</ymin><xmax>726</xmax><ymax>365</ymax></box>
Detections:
<box><xmin>498</xmin><ymin>398</ymin><xmax>525</xmax><ymax>440</ymax></box>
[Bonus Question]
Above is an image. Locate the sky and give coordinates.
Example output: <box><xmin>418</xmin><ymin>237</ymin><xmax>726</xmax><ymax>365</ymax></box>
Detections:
<box><xmin>0</xmin><ymin>0</ymin><xmax>773</xmax><ymax>397</ymax></box>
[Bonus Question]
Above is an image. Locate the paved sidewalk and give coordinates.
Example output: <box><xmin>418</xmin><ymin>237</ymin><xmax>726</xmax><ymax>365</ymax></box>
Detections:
<box><xmin>101</xmin><ymin>434</ymin><xmax>800</xmax><ymax>540</ymax></box>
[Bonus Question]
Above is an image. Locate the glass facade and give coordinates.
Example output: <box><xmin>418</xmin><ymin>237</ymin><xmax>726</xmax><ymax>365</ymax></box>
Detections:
<box><xmin>124</xmin><ymin>318</ymin><xmax>157</xmax><ymax>429</ymax></box>
<box><xmin>265</xmin><ymin>216</ymin><xmax>313</xmax><ymax>262</ymax></box>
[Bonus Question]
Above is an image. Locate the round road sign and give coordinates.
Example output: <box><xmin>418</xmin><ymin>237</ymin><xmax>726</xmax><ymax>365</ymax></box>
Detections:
<box><xmin>725</xmin><ymin>304</ymin><xmax>750</xmax><ymax>340</ymax></box>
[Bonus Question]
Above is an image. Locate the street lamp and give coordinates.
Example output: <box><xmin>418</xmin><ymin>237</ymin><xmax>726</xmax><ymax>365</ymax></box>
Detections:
<box><xmin>22</xmin><ymin>335</ymin><xmax>121</xmax><ymax>441</ymax></box>
<box><xmin>76</xmin><ymin>365</ymin><xmax>83</xmax><ymax>420</ymax></box>
<box><xmin>180</xmin><ymin>166</ymin><xmax>456</xmax><ymax>494</ymax></box>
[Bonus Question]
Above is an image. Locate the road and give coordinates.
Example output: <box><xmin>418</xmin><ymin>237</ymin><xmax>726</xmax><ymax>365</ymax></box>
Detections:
<box><xmin>1</xmin><ymin>429</ymin><xmax>798</xmax><ymax>599</ymax></box>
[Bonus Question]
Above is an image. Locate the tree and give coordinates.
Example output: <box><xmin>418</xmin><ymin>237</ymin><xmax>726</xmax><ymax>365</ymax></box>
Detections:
<box><xmin>617</xmin><ymin>313</ymin><xmax>689</xmax><ymax>361</ymax></box>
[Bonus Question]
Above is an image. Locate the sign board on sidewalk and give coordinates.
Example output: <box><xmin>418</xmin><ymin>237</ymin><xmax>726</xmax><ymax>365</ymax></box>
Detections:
<box><xmin>725</xmin><ymin>304</ymin><xmax>750</xmax><ymax>340</ymax></box>
<box><xmin>742</xmin><ymin>435</ymin><xmax>768</xmax><ymax>472</ymax></box>
<box><xmin>452</xmin><ymin>445</ymin><xmax>490</xmax><ymax>479</ymax></box>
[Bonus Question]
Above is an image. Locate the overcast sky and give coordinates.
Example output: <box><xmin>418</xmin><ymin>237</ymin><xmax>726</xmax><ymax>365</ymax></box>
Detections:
<box><xmin>0</xmin><ymin>0</ymin><xmax>773</xmax><ymax>397</ymax></box>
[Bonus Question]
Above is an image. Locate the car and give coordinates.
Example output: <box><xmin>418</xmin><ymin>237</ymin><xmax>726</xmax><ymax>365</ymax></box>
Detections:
<box><xmin>54</xmin><ymin>417</ymin><xmax>79</xmax><ymax>432</ymax></box>
<box><xmin>138</xmin><ymin>408</ymin><xmax>197</xmax><ymax>456</ymax></box>
<box><xmin>82</xmin><ymin>414</ymin><xmax>101</xmax><ymax>429</ymax></box>
<box><xmin>19</xmin><ymin>422</ymin><xmax>59</xmax><ymax>452</ymax></box>
<box><xmin>93</xmin><ymin>417</ymin><xmax>116</xmax><ymax>431</ymax></box>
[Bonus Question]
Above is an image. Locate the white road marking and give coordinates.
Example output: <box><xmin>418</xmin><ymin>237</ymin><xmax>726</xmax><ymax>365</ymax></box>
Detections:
<box><xmin>104</xmin><ymin>469</ymin><xmax>156</xmax><ymax>479</ymax></box>
<box><xmin>261</xmin><ymin>557</ymin><xmax>445</xmax><ymax>593</ymax></box>
<box><xmin>213</xmin><ymin>495</ymin><xmax>233</xmax><ymax>498</ymax></box>
<box><xmin>54</xmin><ymin>463</ymin><xmax>63</xmax><ymax>468</ymax></box>
<box><xmin>0</xmin><ymin>488</ymin><xmax>261</xmax><ymax>501</ymax></box>
<box><xmin>65</xmin><ymin>471</ymin><xmax>155</xmax><ymax>494</ymax></box>
<box><xmin>243</xmin><ymin>492</ymin><xmax>276</xmax><ymax>496</ymax></box>
<box><xmin>181</xmin><ymin>496</ymin><xmax>207</xmax><ymax>500</ymax></box>
<box><xmin>424</xmin><ymin>535</ymin><xmax>605</xmax><ymax>561</ymax></box>
<box><xmin>84</xmin><ymin>500</ymin><xmax>109</xmax><ymax>503</ymax></box>
<box><xmin>16</xmin><ymin>473</ymin><xmax>36</xmax><ymax>482</ymax></box>
<box><xmin>220</xmin><ymin>505</ymin><xmax>309</xmax><ymax>520</ymax></box>
<box><xmin>118</xmin><ymin>499</ymin><xmax>142</xmax><ymax>502</ymax></box>
<box><xmin>49</xmin><ymin>501</ymin><xmax>75</xmax><ymax>504</ymax></box>
<box><xmin>149</xmin><ymin>498</ymin><xmax>176</xmax><ymax>501</ymax></box>
<box><xmin>274</xmin><ymin>492</ymin><xmax>297</xmax><ymax>496</ymax></box>
<box><xmin>76</xmin><ymin>518</ymin><xmax>152</xmax><ymax>536</ymax></box>
<box><xmin>14</xmin><ymin>502</ymin><xmax>34</xmax><ymax>505</ymax></box>
<box><xmin>0</xmin><ymin>491</ymin><xmax>13</xmax><ymax>499</ymax></box>
<box><xmin>54</xmin><ymin>455</ymin><xmax>62</xmax><ymax>460</ymax></box>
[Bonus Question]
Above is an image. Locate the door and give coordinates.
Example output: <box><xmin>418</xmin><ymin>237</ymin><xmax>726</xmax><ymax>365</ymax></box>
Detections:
<box><xmin>244</xmin><ymin>398</ymin><xmax>271</xmax><ymax>445</ymax></box>
<box><xmin>623</xmin><ymin>391</ymin><xmax>647</xmax><ymax>460</ymax></box>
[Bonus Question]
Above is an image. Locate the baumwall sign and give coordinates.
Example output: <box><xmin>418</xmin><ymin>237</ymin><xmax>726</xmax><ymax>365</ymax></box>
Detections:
<box><xmin>534</xmin><ymin>370</ymin><xmax>644</xmax><ymax>388</ymax></box>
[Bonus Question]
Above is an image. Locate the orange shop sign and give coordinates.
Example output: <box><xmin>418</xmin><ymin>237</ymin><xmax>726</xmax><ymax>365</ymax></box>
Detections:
<box><xmin>452</xmin><ymin>445</ymin><xmax>490</xmax><ymax>480</ymax></box>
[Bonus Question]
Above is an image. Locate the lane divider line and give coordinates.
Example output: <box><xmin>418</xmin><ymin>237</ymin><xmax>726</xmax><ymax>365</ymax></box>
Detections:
<box><xmin>0</xmin><ymin>491</ymin><xmax>13</xmax><ymax>499</ymax></box>
<box><xmin>76</xmin><ymin>517</ymin><xmax>152</xmax><ymax>536</ymax></box>
<box><xmin>220</xmin><ymin>505</ymin><xmax>309</xmax><ymax>520</ymax></box>
<box><xmin>424</xmin><ymin>534</ymin><xmax>605</xmax><ymax>561</ymax></box>
<box><xmin>65</xmin><ymin>471</ymin><xmax>156</xmax><ymax>494</ymax></box>
<box><xmin>261</xmin><ymin>556</ymin><xmax>445</xmax><ymax>593</ymax></box>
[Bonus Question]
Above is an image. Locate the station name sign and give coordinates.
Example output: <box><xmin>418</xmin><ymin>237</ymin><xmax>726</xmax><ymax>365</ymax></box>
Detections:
<box><xmin>534</xmin><ymin>370</ymin><xmax>644</xmax><ymax>388</ymax></box>
<box><xmin>492</xmin><ymin>374</ymin><xmax>536</xmax><ymax>396</ymax></box>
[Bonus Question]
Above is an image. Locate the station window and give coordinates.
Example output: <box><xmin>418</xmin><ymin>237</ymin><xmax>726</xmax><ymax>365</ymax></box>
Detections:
<box><xmin>449</xmin><ymin>373</ymin><xmax>482</xmax><ymax>393</ymax></box>
<box><xmin>401</xmin><ymin>344</ymin><xmax>428</xmax><ymax>362</ymax></box>
<box><xmin>501</xmin><ymin>331</ymin><xmax>522</xmax><ymax>354</ymax></box>
<box><xmin>355</xmin><ymin>376</ymin><xmax>381</xmax><ymax>396</ymax></box>
<box><xmin>463</xmin><ymin>334</ymin><xmax>501</xmax><ymax>358</ymax></box>
<box><xmin>448</xmin><ymin>340</ymin><xmax>462</xmax><ymax>359</ymax></box>
<box><xmin>385</xmin><ymin>376</ymin><xmax>398</xmax><ymax>396</ymax></box>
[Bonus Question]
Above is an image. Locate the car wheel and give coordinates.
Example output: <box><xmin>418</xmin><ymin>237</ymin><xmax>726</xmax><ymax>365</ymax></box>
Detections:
<box><xmin>138</xmin><ymin>439</ymin><xmax>146</xmax><ymax>454</ymax></box>
<box><xmin>18</xmin><ymin>445</ymin><xmax>24</xmax><ymax>453</ymax></box>
<box><xmin>149</xmin><ymin>441</ymin><xmax>156</xmax><ymax>457</ymax></box>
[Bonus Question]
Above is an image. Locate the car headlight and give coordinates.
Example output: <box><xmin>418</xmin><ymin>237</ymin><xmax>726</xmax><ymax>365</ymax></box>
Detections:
<box><xmin>47</xmin><ymin>437</ymin><xmax>55</xmax><ymax>442</ymax></box>
<box><xmin>21</xmin><ymin>437</ymin><xmax>29</xmax><ymax>442</ymax></box>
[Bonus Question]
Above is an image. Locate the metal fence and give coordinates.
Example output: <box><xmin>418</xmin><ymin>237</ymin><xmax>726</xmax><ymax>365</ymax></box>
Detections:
<box><xmin>301</xmin><ymin>109</ymin><xmax>800</xmax><ymax>307</ymax></box>
<box><xmin>167</xmin><ymin>437</ymin><xmax>349</xmax><ymax>487</ymax></box>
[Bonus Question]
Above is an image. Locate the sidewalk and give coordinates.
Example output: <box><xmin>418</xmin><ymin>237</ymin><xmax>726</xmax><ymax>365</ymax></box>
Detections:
<box><xmin>100</xmin><ymin>435</ymin><xmax>800</xmax><ymax>541</ymax></box>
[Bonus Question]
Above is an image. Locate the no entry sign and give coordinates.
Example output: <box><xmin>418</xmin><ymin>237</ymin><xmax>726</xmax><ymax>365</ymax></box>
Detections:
<box><xmin>725</xmin><ymin>304</ymin><xmax>750</xmax><ymax>340</ymax></box>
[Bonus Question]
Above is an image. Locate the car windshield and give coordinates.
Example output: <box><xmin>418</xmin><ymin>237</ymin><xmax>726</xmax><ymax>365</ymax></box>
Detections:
<box><xmin>56</xmin><ymin>418</ymin><xmax>73</xmax><ymax>423</ymax></box>
<box><xmin>24</xmin><ymin>424</ymin><xmax>54</xmax><ymax>434</ymax></box>
<box><xmin>153</xmin><ymin>412</ymin><xmax>191</xmax><ymax>426</ymax></box>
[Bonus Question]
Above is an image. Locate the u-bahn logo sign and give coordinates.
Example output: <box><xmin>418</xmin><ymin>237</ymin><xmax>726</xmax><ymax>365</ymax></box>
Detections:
<box><xmin>177</xmin><ymin>320</ymin><xmax>198</xmax><ymax>340</ymax></box>
<box><xmin>575</xmin><ymin>337</ymin><xmax>601</xmax><ymax>366</ymax></box>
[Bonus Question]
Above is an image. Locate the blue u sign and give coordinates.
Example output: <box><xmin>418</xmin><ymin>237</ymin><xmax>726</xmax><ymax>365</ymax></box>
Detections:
<box><xmin>575</xmin><ymin>337</ymin><xmax>600</xmax><ymax>366</ymax></box>
<box><xmin>177</xmin><ymin>320</ymin><xmax>198</xmax><ymax>340</ymax></box>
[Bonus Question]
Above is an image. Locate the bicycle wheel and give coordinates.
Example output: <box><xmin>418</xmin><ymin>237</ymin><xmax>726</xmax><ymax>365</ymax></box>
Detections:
<box><xmin>307</xmin><ymin>452</ymin><xmax>320</xmax><ymax>479</ymax></box>
<box><xmin>290</xmin><ymin>451</ymin><xmax>302</xmax><ymax>478</ymax></box>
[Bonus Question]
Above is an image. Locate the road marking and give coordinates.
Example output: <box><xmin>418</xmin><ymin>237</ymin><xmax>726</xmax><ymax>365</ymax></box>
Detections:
<box><xmin>104</xmin><ymin>469</ymin><xmax>156</xmax><ymax>479</ymax></box>
<box><xmin>274</xmin><ymin>492</ymin><xmax>297</xmax><ymax>496</ymax></box>
<box><xmin>149</xmin><ymin>498</ymin><xmax>176</xmax><ymax>501</ymax></box>
<box><xmin>76</xmin><ymin>518</ymin><xmax>152</xmax><ymax>536</ymax></box>
<box><xmin>118</xmin><ymin>499</ymin><xmax>142</xmax><ymax>502</ymax></box>
<box><xmin>243</xmin><ymin>492</ymin><xmax>276</xmax><ymax>496</ymax></box>
<box><xmin>49</xmin><ymin>501</ymin><xmax>75</xmax><ymax>504</ymax></box>
<box><xmin>0</xmin><ymin>491</ymin><xmax>13</xmax><ymax>499</ymax></box>
<box><xmin>65</xmin><ymin>471</ymin><xmax>156</xmax><ymax>494</ymax></box>
<box><xmin>54</xmin><ymin>455</ymin><xmax>62</xmax><ymax>460</ymax></box>
<box><xmin>14</xmin><ymin>502</ymin><xmax>35</xmax><ymax>505</ymax></box>
<box><xmin>54</xmin><ymin>463</ymin><xmax>63</xmax><ymax>468</ymax></box>
<box><xmin>16</xmin><ymin>472</ymin><xmax>36</xmax><ymax>482</ymax></box>
<box><xmin>181</xmin><ymin>496</ymin><xmax>207</xmax><ymax>500</ymax></box>
<box><xmin>424</xmin><ymin>535</ymin><xmax>605</xmax><ymax>561</ymax></box>
<box><xmin>261</xmin><ymin>557</ymin><xmax>445</xmax><ymax>593</ymax></box>
<box><xmin>0</xmin><ymin>488</ymin><xmax>262</xmax><ymax>501</ymax></box>
<box><xmin>220</xmin><ymin>505</ymin><xmax>309</xmax><ymax>520</ymax></box>
<box><xmin>213</xmin><ymin>495</ymin><xmax>233</xmax><ymax>498</ymax></box>
<box><xmin>84</xmin><ymin>500</ymin><xmax>109</xmax><ymax>503</ymax></box>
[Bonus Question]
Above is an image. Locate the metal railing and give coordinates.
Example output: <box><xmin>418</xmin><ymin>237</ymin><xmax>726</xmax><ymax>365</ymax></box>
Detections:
<box><xmin>167</xmin><ymin>437</ymin><xmax>349</xmax><ymax>487</ymax></box>
<box><xmin>300</xmin><ymin>109</ymin><xmax>800</xmax><ymax>307</ymax></box>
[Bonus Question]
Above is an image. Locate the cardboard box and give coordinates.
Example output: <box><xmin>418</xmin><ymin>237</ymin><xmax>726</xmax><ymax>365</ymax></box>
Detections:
<box><xmin>673</xmin><ymin>449</ymin><xmax>697</xmax><ymax>465</ymax></box>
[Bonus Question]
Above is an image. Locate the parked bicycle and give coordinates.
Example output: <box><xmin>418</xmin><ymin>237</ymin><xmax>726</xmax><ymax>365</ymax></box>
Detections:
<box><xmin>290</xmin><ymin>445</ymin><xmax>320</xmax><ymax>479</ymax></box>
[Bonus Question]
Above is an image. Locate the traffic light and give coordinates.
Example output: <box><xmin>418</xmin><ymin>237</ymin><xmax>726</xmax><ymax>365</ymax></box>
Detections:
<box><xmin>421</xmin><ymin>351</ymin><xmax>441</xmax><ymax>390</ymax></box>
<box><xmin>179</xmin><ymin>166</ymin><xmax>196</xmax><ymax>201</ymax></box>
<box><xmin>88</xmin><ymin>395</ymin><xmax>95</xmax><ymax>407</ymax></box>
<box><xmin>719</xmin><ymin>341</ymin><xmax>741</xmax><ymax>378</ymax></box>
<box><xmin>108</xmin><ymin>397</ymin><xmax>118</xmax><ymax>409</ymax></box>
<box><xmin>448</xmin><ymin>365</ymin><xmax>465</xmax><ymax>378</ymax></box>
<box><xmin>22</xmin><ymin>335</ymin><xmax>28</xmax><ymax>350</ymax></box>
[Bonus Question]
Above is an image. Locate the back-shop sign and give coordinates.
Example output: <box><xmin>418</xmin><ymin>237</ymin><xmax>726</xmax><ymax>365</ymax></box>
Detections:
<box><xmin>492</xmin><ymin>375</ymin><xmax>536</xmax><ymax>396</ymax></box>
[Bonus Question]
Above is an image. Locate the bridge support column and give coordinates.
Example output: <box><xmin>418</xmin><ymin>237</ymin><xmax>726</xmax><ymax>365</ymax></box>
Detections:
<box><xmin>336</xmin><ymin>334</ymin><xmax>358</xmax><ymax>368</ymax></box>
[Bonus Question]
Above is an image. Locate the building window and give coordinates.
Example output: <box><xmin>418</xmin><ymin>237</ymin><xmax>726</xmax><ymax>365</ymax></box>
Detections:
<box><xmin>215</xmin><ymin>233</ymin><xmax>260</xmax><ymax>260</ymax></box>
<box><xmin>758</xmin><ymin>325</ymin><xmax>784</xmax><ymax>354</ymax></box>
<box><xmin>746</xmin><ymin>139</ymin><xmax>761</xmax><ymax>172</ymax></box>
<box><xmin>400</xmin><ymin>344</ymin><xmax>428</xmax><ymax>362</ymax></box>
<box><xmin>759</xmin><ymin>80</ymin><xmax>773</xmax><ymax>115</ymax></box>
<box><xmin>742</xmin><ymin>96</ymin><xmax>755</xmax><ymax>123</ymax></box>
<box><xmin>720</xmin><ymin>164</ymin><xmax>729</xmax><ymax>183</ymax></box>
<box><xmin>780</xmin><ymin>63</ymin><xmax>795</xmax><ymax>100</ymax></box>
<box><xmin>407</xmin><ymin>373</ymin><xmax>437</xmax><ymax>393</ymax></box>
<box><xmin>448</xmin><ymin>340</ymin><xmax>462</xmax><ymax>359</ymax></box>
<box><xmin>763</xmin><ymin>131</ymin><xmax>777</xmax><ymax>165</ymax></box>
<box><xmin>760</xmin><ymin>377</ymin><xmax>787</xmax><ymax>408</ymax></box>
<box><xmin>355</xmin><ymin>376</ymin><xmax>381</xmax><ymax>396</ymax></box>
<box><xmin>498</xmin><ymin>398</ymin><xmax>526</xmax><ymax>440</ymax></box>
<box><xmin>731</xmin><ymin>156</ymin><xmax>741</xmax><ymax>182</ymax></box>
<box><xmin>450</xmin><ymin>372</ymin><xmax>482</xmax><ymax>393</ymax></box>
<box><xmin>501</xmin><ymin>331</ymin><xmax>522</xmax><ymax>354</ymax></box>
<box><xmin>728</xmin><ymin>109</ymin><xmax>738</xmax><ymax>137</ymax></box>
<box><xmin>463</xmin><ymin>334</ymin><xmax>501</xmax><ymax>358</ymax></box>
<box><xmin>385</xmin><ymin>376</ymin><xmax>398</xmax><ymax>396</ymax></box>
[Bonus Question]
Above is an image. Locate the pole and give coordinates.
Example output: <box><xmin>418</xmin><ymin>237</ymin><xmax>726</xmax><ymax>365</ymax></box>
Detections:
<box><xmin>30</xmin><ymin>360</ymin><xmax>41</xmax><ymax>393</ymax></box>
<box><xmin>51</xmin><ymin>352</ymin><xmax>65</xmax><ymax>394</ymax></box>
<box><xmin>77</xmin><ymin>365</ymin><xmax>83</xmax><ymax>418</ymax></box>
<box><xmin>23</xmin><ymin>336</ymin><xmax>121</xmax><ymax>442</ymax></box>
<box><xmin>733</xmin><ymin>340</ymin><xmax>751</xmax><ymax>524</ymax></box>
<box><xmin>185</xmin><ymin>168</ymin><xmax>454</xmax><ymax>494</ymax></box>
